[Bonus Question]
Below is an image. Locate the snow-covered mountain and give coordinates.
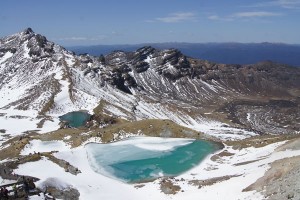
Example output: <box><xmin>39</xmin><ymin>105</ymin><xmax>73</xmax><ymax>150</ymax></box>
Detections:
<box><xmin>1</xmin><ymin>28</ymin><xmax>300</xmax><ymax>139</ymax></box>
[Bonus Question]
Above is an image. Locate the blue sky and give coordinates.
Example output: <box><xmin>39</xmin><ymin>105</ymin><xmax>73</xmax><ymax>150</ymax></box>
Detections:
<box><xmin>1</xmin><ymin>0</ymin><xmax>300</xmax><ymax>46</ymax></box>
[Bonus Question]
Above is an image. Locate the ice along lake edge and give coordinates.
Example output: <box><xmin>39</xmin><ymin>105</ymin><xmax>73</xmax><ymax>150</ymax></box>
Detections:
<box><xmin>85</xmin><ymin>137</ymin><xmax>222</xmax><ymax>183</ymax></box>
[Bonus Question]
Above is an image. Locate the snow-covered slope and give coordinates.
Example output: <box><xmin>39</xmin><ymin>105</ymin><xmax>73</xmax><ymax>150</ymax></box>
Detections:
<box><xmin>1</xmin><ymin>28</ymin><xmax>300</xmax><ymax>139</ymax></box>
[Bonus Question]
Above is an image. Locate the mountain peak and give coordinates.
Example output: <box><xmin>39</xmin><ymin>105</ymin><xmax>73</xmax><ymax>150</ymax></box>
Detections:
<box><xmin>23</xmin><ymin>27</ymin><xmax>34</xmax><ymax>35</ymax></box>
<box><xmin>136</xmin><ymin>46</ymin><xmax>156</xmax><ymax>53</ymax></box>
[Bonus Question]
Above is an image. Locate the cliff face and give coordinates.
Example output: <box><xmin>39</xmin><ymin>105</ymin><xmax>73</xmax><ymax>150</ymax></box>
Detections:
<box><xmin>1</xmin><ymin>28</ymin><xmax>300</xmax><ymax>136</ymax></box>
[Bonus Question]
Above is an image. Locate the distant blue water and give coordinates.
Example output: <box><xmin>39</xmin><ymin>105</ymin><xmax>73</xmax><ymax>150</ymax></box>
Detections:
<box><xmin>59</xmin><ymin>111</ymin><xmax>90</xmax><ymax>128</ymax></box>
<box><xmin>68</xmin><ymin>43</ymin><xmax>300</xmax><ymax>67</ymax></box>
<box><xmin>86</xmin><ymin>137</ymin><xmax>221</xmax><ymax>183</ymax></box>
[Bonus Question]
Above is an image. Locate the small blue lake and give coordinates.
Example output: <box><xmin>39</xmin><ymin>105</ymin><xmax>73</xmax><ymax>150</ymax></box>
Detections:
<box><xmin>86</xmin><ymin>137</ymin><xmax>221</xmax><ymax>183</ymax></box>
<box><xmin>59</xmin><ymin>111</ymin><xmax>91</xmax><ymax>128</ymax></box>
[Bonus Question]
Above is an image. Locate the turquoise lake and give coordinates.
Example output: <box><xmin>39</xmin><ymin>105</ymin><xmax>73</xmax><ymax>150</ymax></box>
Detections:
<box><xmin>59</xmin><ymin>111</ymin><xmax>91</xmax><ymax>128</ymax></box>
<box><xmin>86</xmin><ymin>137</ymin><xmax>221</xmax><ymax>183</ymax></box>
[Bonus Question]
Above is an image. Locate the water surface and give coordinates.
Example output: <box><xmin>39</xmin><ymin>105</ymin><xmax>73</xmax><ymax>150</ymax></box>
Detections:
<box><xmin>86</xmin><ymin>137</ymin><xmax>221</xmax><ymax>183</ymax></box>
<box><xmin>59</xmin><ymin>111</ymin><xmax>90</xmax><ymax>128</ymax></box>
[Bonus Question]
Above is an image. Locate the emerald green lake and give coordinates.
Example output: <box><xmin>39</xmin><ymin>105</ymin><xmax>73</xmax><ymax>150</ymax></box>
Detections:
<box><xmin>59</xmin><ymin>111</ymin><xmax>90</xmax><ymax>128</ymax></box>
<box><xmin>86</xmin><ymin>137</ymin><xmax>221</xmax><ymax>183</ymax></box>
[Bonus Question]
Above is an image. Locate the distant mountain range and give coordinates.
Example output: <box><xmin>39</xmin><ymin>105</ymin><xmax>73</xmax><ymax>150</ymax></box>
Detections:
<box><xmin>68</xmin><ymin>43</ymin><xmax>300</xmax><ymax>67</ymax></box>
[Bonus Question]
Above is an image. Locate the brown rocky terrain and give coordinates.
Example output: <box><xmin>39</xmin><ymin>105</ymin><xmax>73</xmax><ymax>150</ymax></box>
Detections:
<box><xmin>243</xmin><ymin>137</ymin><xmax>300</xmax><ymax>200</ymax></box>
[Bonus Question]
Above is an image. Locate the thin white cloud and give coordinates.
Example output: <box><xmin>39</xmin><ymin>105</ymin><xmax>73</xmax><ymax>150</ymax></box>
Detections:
<box><xmin>276</xmin><ymin>0</ymin><xmax>300</xmax><ymax>8</ymax></box>
<box><xmin>208</xmin><ymin>11</ymin><xmax>281</xmax><ymax>21</ymax></box>
<box><xmin>208</xmin><ymin>15</ymin><xmax>220</xmax><ymax>20</ymax></box>
<box><xmin>207</xmin><ymin>15</ymin><xmax>234</xmax><ymax>21</ymax></box>
<box><xmin>55</xmin><ymin>35</ymin><xmax>107</xmax><ymax>41</ymax></box>
<box><xmin>233</xmin><ymin>11</ymin><xmax>282</xmax><ymax>18</ymax></box>
<box><xmin>247</xmin><ymin>0</ymin><xmax>300</xmax><ymax>9</ymax></box>
<box><xmin>56</xmin><ymin>37</ymin><xmax>88</xmax><ymax>41</ymax></box>
<box><xmin>155</xmin><ymin>12</ymin><xmax>196</xmax><ymax>23</ymax></box>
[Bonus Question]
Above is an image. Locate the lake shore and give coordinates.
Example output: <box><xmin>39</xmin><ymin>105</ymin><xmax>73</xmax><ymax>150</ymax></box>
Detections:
<box><xmin>1</xmin><ymin>131</ymin><xmax>298</xmax><ymax>199</ymax></box>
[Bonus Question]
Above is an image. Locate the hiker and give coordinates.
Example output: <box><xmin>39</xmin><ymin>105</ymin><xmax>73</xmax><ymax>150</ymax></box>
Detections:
<box><xmin>13</xmin><ymin>184</ymin><xmax>18</xmax><ymax>198</ymax></box>
<box><xmin>0</xmin><ymin>187</ymin><xmax>3</xmax><ymax>199</ymax></box>
<box><xmin>23</xmin><ymin>178</ymin><xmax>30</xmax><ymax>197</ymax></box>
<box><xmin>28</xmin><ymin>178</ymin><xmax>36</xmax><ymax>189</ymax></box>
<box><xmin>3</xmin><ymin>187</ymin><xmax>8</xmax><ymax>199</ymax></box>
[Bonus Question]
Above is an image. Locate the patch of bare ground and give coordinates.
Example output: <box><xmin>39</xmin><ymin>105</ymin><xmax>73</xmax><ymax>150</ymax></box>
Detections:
<box><xmin>0</xmin><ymin>151</ymin><xmax>81</xmax><ymax>187</ymax></box>
<box><xmin>1</xmin><ymin>151</ymin><xmax>80</xmax><ymax>174</ymax></box>
<box><xmin>188</xmin><ymin>175</ymin><xmax>241</xmax><ymax>189</ymax></box>
<box><xmin>45</xmin><ymin>154</ymin><xmax>81</xmax><ymax>175</ymax></box>
<box><xmin>159</xmin><ymin>178</ymin><xmax>181</xmax><ymax>195</ymax></box>
<box><xmin>210</xmin><ymin>136</ymin><xmax>299</xmax><ymax>165</ymax></box>
<box><xmin>0</xmin><ymin>131</ymin><xmax>82</xmax><ymax>183</ymax></box>
<box><xmin>32</xmin><ymin>128</ymin><xmax>88</xmax><ymax>148</ymax></box>
<box><xmin>36</xmin><ymin>115</ymin><xmax>54</xmax><ymax>129</ymax></box>
<box><xmin>225</xmin><ymin>134</ymin><xmax>300</xmax><ymax>149</ymax></box>
<box><xmin>0</xmin><ymin>133</ymin><xmax>10</xmax><ymax>143</ymax></box>
<box><xmin>275</xmin><ymin>136</ymin><xmax>300</xmax><ymax>151</ymax></box>
<box><xmin>134</xmin><ymin>184</ymin><xmax>145</xmax><ymax>189</ymax></box>
<box><xmin>38</xmin><ymin>77</ymin><xmax>60</xmax><ymax>116</ymax></box>
<box><xmin>210</xmin><ymin>150</ymin><xmax>234</xmax><ymax>162</ymax></box>
<box><xmin>0</xmin><ymin>154</ymin><xmax>41</xmax><ymax>182</ymax></box>
<box><xmin>99</xmin><ymin>119</ymin><xmax>201</xmax><ymax>139</ymax></box>
<box><xmin>221</xmin><ymin>135</ymin><xmax>300</xmax><ymax>167</ymax></box>
<box><xmin>243</xmin><ymin>156</ymin><xmax>300</xmax><ymax>200</ymax></box>
<box><xmin>234</xmin><ymin>157</ymin><xmax>266</xmax><ymax>166</ymax></box>
<box><xmin>0</xmin><ymin>129</ymin><xmax>6</xmax><ymax>133</ymax></box>
<box><xmin>0</xmin><ymin>133</ymin><xmax>37</xmax><ymax>160</ymax></box>
<box><xmin>45</xmin><ymin>186</ymin><xmax>80</xmax><ymax>200</ymax></box>
<box><xmin>243</xmin><ymin>137</ymin><xmax>300</xmax><ymax>199</ymax></box>
<box><xmin>159</xmin><ymin>175</ymin><xmax>242</xmax><ymax>195</ymax></box>
<box><xmin>101</xmin><ymin>100</ymin><xmax>135</xmax><ymax>120</ymax></box>
<box><xmin>31</xmin><ymin>118</ymin><xmax>205</xmax><ymax>148</ymax></box>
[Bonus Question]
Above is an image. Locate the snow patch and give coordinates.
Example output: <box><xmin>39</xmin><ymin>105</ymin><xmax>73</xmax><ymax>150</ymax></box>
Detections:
<box><xmin>38</xmin><ymin>177</ymin><xmax>73</xmax><ymax>192</ymax></box>
<box><xmin>21</xmin><ymin>140</ymin><xmax>70</xmax><ymax>155</ymax></box>
<box><xmin>0</xmin><ymin>51</ymin><xmax>13</xmax><ymax>64</ymax></box>
<box><xmin>110</xmin><ymin>137</ymin><xmax>194</xmax><ymax>151</ymax></box>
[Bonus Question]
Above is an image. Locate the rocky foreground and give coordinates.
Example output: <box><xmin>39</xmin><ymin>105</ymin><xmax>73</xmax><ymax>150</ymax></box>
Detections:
<box><xmin>0</xmin><ymin>123</ymin><xmax>299</xmax><ymax>200</ymax></box>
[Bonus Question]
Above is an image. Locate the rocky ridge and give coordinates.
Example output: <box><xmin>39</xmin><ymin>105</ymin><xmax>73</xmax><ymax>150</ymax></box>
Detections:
<box><xmin>0</xmin><ymin>28</ymin><xmax>300</xmax><ymax>137</ymax></box>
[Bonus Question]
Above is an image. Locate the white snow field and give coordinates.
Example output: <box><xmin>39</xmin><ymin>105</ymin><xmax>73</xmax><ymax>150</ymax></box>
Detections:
<box><xmin>12</xmin><ymin>136</ymin><xmax>300</xmax><ymax>200</ymax></box>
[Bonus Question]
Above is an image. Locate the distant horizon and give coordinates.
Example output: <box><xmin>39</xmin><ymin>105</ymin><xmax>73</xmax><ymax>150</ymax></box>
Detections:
<box><xmin>5</xmin><ymin>26</ymin><xmax>300</xmax><ymax>47</ymax></box>
<box><xmin>66</xmin><ymin>40</ymin><xmax>300</xmax><ymax>67</ymax></box>
<box><xmin>2</xmin><ymin>27</ymin><xmax>300</xmax><ymax>47</ymax></box>
<box><xmin>2</xmin><ymin>0</ymin><xmax>300</xmax><ymax>46</ymax></box>
<box><xmin>65</xmin><ymin>41</ymin><xmax>300</xmax><ymax>48</ymax></box>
